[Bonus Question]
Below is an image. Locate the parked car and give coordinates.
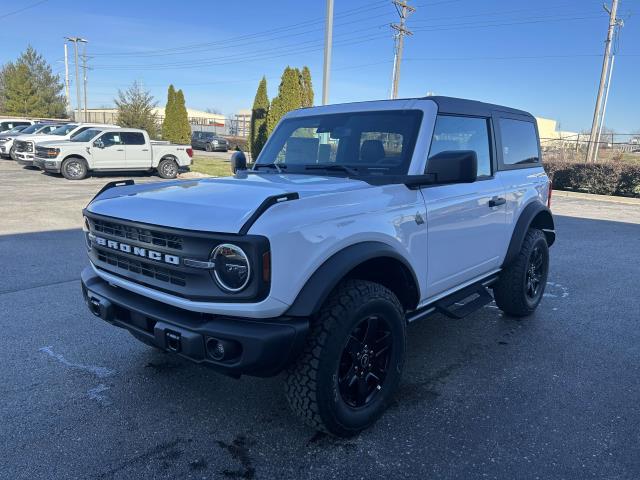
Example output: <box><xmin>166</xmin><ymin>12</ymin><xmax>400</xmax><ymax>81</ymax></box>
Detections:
<box><xmin>0</xmin><ymin>125</ymin><xmax>31</xmax><ymax>158</ymax></box>
<box><xmin>34</xmin><ymin>127</ymin><xmax>193</xmax><ymax>180</ymax></box>
<box><xmin>19</xmin><ymin>123</ymin><xmax>120</xmax><ymax>169</ymax></box>
<box><xmin>0</xmin><ymin>118</ymin><xmax>34</xmax><ymax>133</ymax></box>
<box><xmin>192</xmin><ymin>131</ymin><xmax>229</xmax><ymax>152</ymax></box>
<box><xmin>12</xmin><ymin>122</ymin><xmax>67</xmax><ymax>165</ymax></box>
<box><xmin>80</xmin><ymin>96</ymin><xmax>554</xmax><ymax>436</ymax></box>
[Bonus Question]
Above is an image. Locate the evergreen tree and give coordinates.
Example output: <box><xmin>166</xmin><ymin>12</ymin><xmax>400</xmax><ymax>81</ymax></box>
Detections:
<box><xmin>0</xmin><ymin>46</ymin><xmax>66</xmax><ymax>117</ymax></box>
<box><xmin>266</xmin><ymin>66</ymin><xmax>304</xmax><ymax>134</ymax></box>
<box><xmin>267</xmin><ymin>95</ymin><xmax>283</xmax><ymax>135</ymax></box>
<box><xmin>250</xmin><ymin>77</ymin><xmax>269</xmax><ymax>157</ymax></box>
<box><xmin>174</xmin><ymin>89</ymin><xmax>191</xmax><ymax>144</ymax></box>
<box><xmin>300</xmin><ymin>66</ymin><xmax>314</xmax><ymax>107</ymax></box>
<box><xmin>115</xmin><ymin>81</ymin><xmax>159</xmax><ymax>138</ymax></box>
<box><xmin>161</xmin><ymin>85</ymin><xmax>177</xmax><ymax>141</ymax></box>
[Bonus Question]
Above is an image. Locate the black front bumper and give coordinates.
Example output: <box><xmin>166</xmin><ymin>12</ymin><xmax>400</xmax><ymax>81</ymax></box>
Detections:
<box><xmin>81</xmin><ymin>267</ymin><xmax>308</xmax><ymax>377</ymax></box>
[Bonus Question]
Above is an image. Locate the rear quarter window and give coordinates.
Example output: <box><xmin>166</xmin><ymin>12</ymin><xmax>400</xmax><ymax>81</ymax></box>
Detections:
<box><xmin>499</xmin><ymin>118</ymin><xmax>540</xmax><ymax>167</ymax></box>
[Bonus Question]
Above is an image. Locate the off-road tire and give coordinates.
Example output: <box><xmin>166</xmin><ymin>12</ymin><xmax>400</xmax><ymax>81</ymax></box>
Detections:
<box><xmin>61</xmin><ymin>157</ymin><xmax>88</xmax><ymax>180</ymax></box>
<box><xmin>493</xmin><ymin>228</ymin><xmax>549</xmax><ymax>317</ymax></box>
<box><xmin>157</xmin><ymin>158</ymin><xmax>178</xmax><ymax>179</ymax></box>
<box><xmin>285</xmin><ymin>280</ymin><xmax>406</xmax><ymax>437</ymax></box>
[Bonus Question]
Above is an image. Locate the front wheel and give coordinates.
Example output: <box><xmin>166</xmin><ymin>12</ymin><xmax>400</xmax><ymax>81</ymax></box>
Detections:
<box><xmin>285</xmin><ymin>280</ymin><xmax>406</xmax><ymax>437</ymax></box>
<box><xmin>61</xmin><ymin>157</ymin><xmax>88</xmax><ymax>180</ymax></box>
<box><xmin>157</xmin><ymin>158</ymin><xmax>178</xmax><ymax>179</ymax></box>
<box><xmin>493</xmin><ymin>228</ymin><xmax>549</xmax><ymax>317</ymax></box>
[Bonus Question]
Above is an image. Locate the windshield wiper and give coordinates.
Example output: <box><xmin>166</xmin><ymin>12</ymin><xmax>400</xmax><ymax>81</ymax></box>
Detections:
<box><xmin>254</xmin><ymin>163</ymin><xmax>286</xmax><ymax>173</ymax></box>
<box><xmin>304</xmin><ymin>164</ymin><xmax>359</xmax><ymax>176</ymax></box>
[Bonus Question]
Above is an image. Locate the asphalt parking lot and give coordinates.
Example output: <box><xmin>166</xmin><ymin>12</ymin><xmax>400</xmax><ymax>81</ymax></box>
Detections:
<box><xmin>1</xmin><ymin>158</ymin><xmax>639</xmax><ymax>479</ymax></box>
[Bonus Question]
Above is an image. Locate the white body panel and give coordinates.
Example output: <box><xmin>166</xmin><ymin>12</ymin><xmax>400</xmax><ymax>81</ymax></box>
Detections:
<box><xmin>85</xmin><ymin>99</ymin><xmax>551</xmax><ymax>319</ymax></box>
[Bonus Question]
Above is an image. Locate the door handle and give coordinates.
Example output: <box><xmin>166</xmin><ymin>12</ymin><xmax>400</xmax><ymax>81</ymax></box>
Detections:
<box><xmin>489</xmin><ymin>196</ymin><xmax>506</xmax><ymax>207</ymax></box>
<box><xmin>142</xmin><ymin>149</ymin><xmax>149</xmax><ymax>151</ymax></box>
<box><xmin>116</xmin><ymin>149</ymin><xmax>124</xmax><ymax>151</ymax></box>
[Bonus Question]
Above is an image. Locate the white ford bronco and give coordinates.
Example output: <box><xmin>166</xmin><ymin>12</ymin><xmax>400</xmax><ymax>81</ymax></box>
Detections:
<box><xmin>35</xmin><ymin>127</ymin><xmax>193</xmax><ymax>180</ymax></box>
<box><xmin>80</xmin><ymin>97</ymin><xmax>554</xmax><ymax>436</ymax></box>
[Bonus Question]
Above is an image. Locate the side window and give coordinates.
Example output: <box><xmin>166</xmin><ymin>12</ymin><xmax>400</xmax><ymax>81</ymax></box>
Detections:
<box><xmin>499</xmin><ymin>118</ymin><xmax>540</xmax><ymax>166</ymax></box>
<box><xmin>121</xmin><ymin>132</ymin><xmax>145</xmax><ymax>145</ymax></box>
<box><xmin>427</xmin><ymin>115</ymin><xmax>492</xmax><ymax>178</ymax></box>
<box><xmin>70</xmin><ymin>126</ymin><xmax>90</xmax><ymax>139</ymax></box>
<box><xmin>100</xmin><ymin>132</ymin><xmax>123</xmax><ymax>147</ymax></box>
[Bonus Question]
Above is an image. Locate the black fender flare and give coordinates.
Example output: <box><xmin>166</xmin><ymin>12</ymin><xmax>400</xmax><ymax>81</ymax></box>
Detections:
<box><xmin>286</xmin><ymin>241</ymin><xmax>419</xmax><ymax>317</ymax></box>
<box><xmin>503</xmin><ymin>201</ymin><xmax>555</xmax><ymax>267</ymax></box>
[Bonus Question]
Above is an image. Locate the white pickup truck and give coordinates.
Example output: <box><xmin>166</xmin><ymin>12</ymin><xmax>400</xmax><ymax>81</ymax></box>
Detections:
<box><xmin>14</xmin><ymin>122</ymin><xmax>118</xmax><ymax>167</ymax></box>
<box><xmin>34</xmin><ymin>127</ymin><xmax>193</xmax><ymax>180</ymax></box>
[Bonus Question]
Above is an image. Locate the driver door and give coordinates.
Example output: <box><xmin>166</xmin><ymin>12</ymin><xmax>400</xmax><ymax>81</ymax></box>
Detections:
<box><xmin>92</xmin><ymin>132</ymin><xmax>126</xmax><ymax>169</ymax></box>
<box><xmin>422</xmin><ymin>114</ymin><xmax>508</xmax><ymax>297</ymax></box>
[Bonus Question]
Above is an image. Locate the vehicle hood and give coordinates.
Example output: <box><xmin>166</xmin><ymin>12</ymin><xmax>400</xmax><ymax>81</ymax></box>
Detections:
<box><xmin>37</xmin><ymin>140</ymin><xmax>74</xmax><ymax>148</ymax></box>
<box><xmin>87</xmin><ymin>173</ymin><xmax>373</xmax><ymax>233</ymax></box>
<box><xmin>13</xmin><ymin>134</ymin><xmax>43</xmax><ymax>142</ymax></box>
<box><xmin>29</xmin><ymin>134</ymin><xmax>68</xmax><ymax>144</ymax></box>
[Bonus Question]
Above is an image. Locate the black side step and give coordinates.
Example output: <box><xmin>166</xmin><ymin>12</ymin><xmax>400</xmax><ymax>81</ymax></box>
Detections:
<box><xmin>434</xmin><ymin>284</ymin><xmax>493</xmax><ymax>319</ymax></box>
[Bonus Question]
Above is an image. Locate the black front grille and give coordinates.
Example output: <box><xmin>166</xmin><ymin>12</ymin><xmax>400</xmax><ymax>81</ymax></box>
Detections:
<box><xmin>97</xmin><ymin>249</ymin><xmax>186</xmax><ymax>287</ymax></box>
<box><xmin>15</xmin><ymin>141</ymin><xmax>33</xmax><ymax>152</ymax></box>
<box><xmin>35</xmin><ymin>146</ymin><xmax>50</xmax><ymax>158</ymax></box>
<box><xmin>92</xmin><ymin>218</ymin><xmax>183</xmax><ymax>251</ymax></box>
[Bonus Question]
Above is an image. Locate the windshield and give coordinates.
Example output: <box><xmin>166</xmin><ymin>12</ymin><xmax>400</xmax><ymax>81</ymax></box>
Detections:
<box><xmin>256</xmin><ymin>110</ymin><xmax>423</xmax><ymax>175</ymax></box>
<box><xmin>19</xmin><ymin>124</ymin><xmax>42</xmax><ymax>134</ymax></box>
<box><xmin>51</xmin><ymin>124</ymin><xmax>78</xmax><ymax>136</ymax></box>
<box><xmin>4</xmin><ymin>126</ymin><xmax>27</xmax><ymax>135</ymax></box>
<box><xmin>71</xmin><ymin>128</ymin><xmax>102</xmax><ymax>142</ymax></box>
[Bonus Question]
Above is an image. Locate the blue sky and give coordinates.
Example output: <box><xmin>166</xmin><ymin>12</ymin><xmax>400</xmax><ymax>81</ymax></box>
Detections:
<box><xmin>1</xmin><ymin>0</ymin><xmax>638</xmax><ymax>132</ymax></box>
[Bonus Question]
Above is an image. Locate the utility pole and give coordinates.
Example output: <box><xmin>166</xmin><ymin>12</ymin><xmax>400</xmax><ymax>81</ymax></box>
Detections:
<box><xmin>82</xmin><ymin>41</ymin><xmax>88</xmax><ymax>122</ymax></box>
<box><xmin>63</xmin><ymin>43</ymin><xmax>71</xmax><ymax>113</ymax></box>
<box><xmin>65</xmin><ymin>37</ymin><xmax>87</xmax><ymax>121</ymax></box>
<box><xmin>586</xmin><ymin>0</ymin><xmax>622</xmax><ymax>163</ymax></box>
<box><xmin>595</xmin><ymin>54</ymin><xmax>616</xmax><ymax>162</ymax></box>
<box><xmin>322</xmin><ymin>0</ymin><xmax>334</xmax><ymax>105</ymax></box>
<box><xmin>390</xmin><ymin>0</ymin><xmax>414</xmax><ymax>99</ymax></box>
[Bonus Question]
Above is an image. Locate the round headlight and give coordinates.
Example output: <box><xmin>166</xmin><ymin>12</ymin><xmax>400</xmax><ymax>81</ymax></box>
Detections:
<box><xmin>212</xmin><ymin>244</ymin><xmax>250</xmax><ymax>292</ymax></box>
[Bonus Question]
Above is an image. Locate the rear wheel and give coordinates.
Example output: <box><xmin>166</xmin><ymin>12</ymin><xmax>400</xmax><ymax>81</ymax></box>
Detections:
<box><xmin>157</xmin><ymin>158</ymin><xmax>178</xmax><ymax>179</ymax></box>
<box><xmin>61</xmin><ymin>157</ymin><xmax>88</xmax><ymax>180</ymax></box>
<box><xmin>285</xmin><ymin>280</ymin><xmax>406</xmax><ymax>437</ymax></box>
<box><xmin>493</xmin><ymin>228</ymin><xmax>549</xmax><ymax>317</ymax></box>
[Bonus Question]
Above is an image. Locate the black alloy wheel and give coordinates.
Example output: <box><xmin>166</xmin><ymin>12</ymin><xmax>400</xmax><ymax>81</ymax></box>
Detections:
<box><xmin>526</xmin><ymin>245</ymin><xmax>545</xmax><ymax>301</ymax></box>
<box><xmin>338</xmin><ymin>315</ymin><xmax>392</xmax><ymax>408</ymax></box>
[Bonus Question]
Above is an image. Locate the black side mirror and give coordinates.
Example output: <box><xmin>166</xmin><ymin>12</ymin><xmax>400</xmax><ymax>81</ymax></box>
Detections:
<box><xmin>426</xmin><ymin>150</ymin><xmax>477</xmax><ymax>184</ymax></box>
<box><xmin>93</xmin><ymin>139</ymin><xmax>104</xmax><ymax>149</ymax></box>
<box><xmin>230</xmin><ymin>150</ymin><xmax>247</xmax><ymax>173</ymax></box>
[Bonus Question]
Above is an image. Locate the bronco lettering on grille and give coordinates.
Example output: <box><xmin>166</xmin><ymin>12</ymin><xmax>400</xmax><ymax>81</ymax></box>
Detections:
<box><xmin>94</xmin><ymin>236</ymin><xmax>180</xmax><ymax>265</ymax></box>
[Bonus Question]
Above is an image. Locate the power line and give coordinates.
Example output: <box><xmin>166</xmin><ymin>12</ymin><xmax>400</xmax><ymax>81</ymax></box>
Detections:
<box><xmin>0</xmin><ymin>0</ymin><xmax>48</xmax><ymax>20</ymax></box>
<box><xmin>91</xmin><ymin>0</ymin><xmax>392</xmax><ymax>58</ymax></box>
<box><xmin>91</xmin><ymin>27</ymin><xmax>389</xmax><ymax>70</ymax></box>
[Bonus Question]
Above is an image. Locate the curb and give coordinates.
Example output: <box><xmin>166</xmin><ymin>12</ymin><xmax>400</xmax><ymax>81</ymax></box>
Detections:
<box><xmin>554</xmin><ymin>189</ymin><xmax>640</xmax><ymax>206</ymax></box>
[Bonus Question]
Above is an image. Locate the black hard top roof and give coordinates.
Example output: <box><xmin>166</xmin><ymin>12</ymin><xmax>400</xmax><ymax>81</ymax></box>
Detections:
<box><xmin>424</xmin><ymin>96</ymin><xmax>534</xmax><ymax>119</ymax></box>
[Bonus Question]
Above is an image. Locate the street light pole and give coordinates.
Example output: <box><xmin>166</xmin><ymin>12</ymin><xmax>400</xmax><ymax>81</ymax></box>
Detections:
<box><xmin>63</xmin><ymin>43</ymin><xmax>71</xmax><ymax>113</ymax></box>
<box><xmin>65</xmin><ymin>36</ymin><xmax>87</xmax><ymax>121</ymax></box>
<box><xmin>322</xmin><ymin>0</ymin><xmax>334</xmax><ymax>105</ymax></box>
